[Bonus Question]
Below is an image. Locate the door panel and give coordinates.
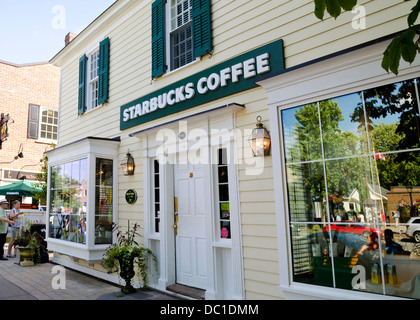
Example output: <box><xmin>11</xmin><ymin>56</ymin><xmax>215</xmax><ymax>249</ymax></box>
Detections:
<box><xmin>174</xmin><ymin>163</ymin><xmax>207</xmax><ymax>289</ymax></box>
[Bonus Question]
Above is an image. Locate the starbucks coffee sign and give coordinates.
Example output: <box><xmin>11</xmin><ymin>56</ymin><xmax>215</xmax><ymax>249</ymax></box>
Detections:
<box><xmin>120</xmin><ymin>39</ymin><xmax>284</xmax><ymax>130</ymax></box>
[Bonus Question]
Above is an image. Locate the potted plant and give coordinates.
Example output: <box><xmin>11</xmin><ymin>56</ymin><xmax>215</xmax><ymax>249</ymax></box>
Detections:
<box><xmin>14</xmin><ymin>221</ymin><xmax>45</xmax><ymax>267</ymax></box>
<box><xmin>101</xmin><ymin>223</ymin><xmax>158</xmax><ymax>295</ymax></box>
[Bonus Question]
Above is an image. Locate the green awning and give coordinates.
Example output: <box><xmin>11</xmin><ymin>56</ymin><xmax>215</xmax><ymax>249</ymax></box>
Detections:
<box><xmin>0</xmin><ymin>180</ymin><xmax>42</xmax><ymax>197</ymax></box>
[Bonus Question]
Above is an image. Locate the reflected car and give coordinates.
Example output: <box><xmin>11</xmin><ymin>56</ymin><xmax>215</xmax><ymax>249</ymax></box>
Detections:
<box><xmin>406</xmin><ymin>217</ymin><xmax>420</xmax><ymax>243</ymax></box>
<box><xmin>323</xmin><ymin>222</ymin><xmax>382</xmax><ymax>237</ymax></box>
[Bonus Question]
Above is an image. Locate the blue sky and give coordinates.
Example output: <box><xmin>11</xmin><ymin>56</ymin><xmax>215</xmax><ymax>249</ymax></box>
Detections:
<box><xmin>0</xmin><ymin>0</ymin><xmax>116</xmax><ymax>64</ymax></box>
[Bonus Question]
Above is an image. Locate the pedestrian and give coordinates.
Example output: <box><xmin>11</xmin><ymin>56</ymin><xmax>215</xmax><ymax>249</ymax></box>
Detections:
<box><xmin>0</xmin><ymin>199</ymin><xmax>15</xmax><ymax>260</ymax></box>
<box><xmin>7</xmin><ymin>200</ymin><xmax>24</xmax><ymax>258</ymax></box>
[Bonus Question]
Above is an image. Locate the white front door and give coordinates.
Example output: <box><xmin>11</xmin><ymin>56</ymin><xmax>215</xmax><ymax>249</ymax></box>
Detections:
<box><xmin>174</xmin><ymin>162</ymin><xmax>207</xmax><ymax>289</ymax></box>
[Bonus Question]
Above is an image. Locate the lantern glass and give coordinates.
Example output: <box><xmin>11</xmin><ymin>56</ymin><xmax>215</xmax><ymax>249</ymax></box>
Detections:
<box><xmin>249</xmin><ymin>119</ymin><xmax>271</xmax><ymax>157</ymax></box>
<box><xmin>122</xmin><ymin>153</ymin><xmax>135</xmax><ymax>175</ymax></box>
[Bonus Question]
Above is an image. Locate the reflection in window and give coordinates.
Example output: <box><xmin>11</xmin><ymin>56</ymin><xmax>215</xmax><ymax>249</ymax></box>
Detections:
<box><xmin>95</xmin><ymin>158</ymin><xmax>113</xmax><ymax>245</ymax></box>
<box><xmin>49</xmin><ymin>158</ymin><xmax>87</xmax><ymax>244</ymax></box>
<box><xmin>282</xmin><ymin>78</ymin><xmax>420</xmax><ymax>299</ymax></box>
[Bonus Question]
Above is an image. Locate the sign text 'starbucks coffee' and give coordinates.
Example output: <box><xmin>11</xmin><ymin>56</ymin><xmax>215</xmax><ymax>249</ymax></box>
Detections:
<box><xmin>120</xmin><ymin>40</ymin><xmax>284</xmax><ymax>130</ymax></box>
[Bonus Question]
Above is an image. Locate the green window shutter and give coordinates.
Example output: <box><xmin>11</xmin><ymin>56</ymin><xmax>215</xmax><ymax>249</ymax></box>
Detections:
<box><xmin>151</xmin><ymin>0</ymin><xmax>166</xmax><ymax>79</ymax></box>
<box><xmin>192</xmin><ymin>0</ymin><xmax>212</xmax><ymax>58</ymax></box>
<box><xmin>98</xmin><ymin>37</ymin><xmax>110</xmax><ymax>105</ymax></box>
<box><xmin>78</xmin><ymin>54</ymin><xmax>87</xmax><ymax>115</ymax></box>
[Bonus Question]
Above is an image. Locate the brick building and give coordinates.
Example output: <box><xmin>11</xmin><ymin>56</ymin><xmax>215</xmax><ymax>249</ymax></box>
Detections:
<box><xmin>0</xmin><ymin>60</ymin><xmax>60</xmax><ymax>207</ymax></box>
<box><xmin>387</xmin><ymin>186</ymin><xmax>420</xmax><ymax>223</ymax></box>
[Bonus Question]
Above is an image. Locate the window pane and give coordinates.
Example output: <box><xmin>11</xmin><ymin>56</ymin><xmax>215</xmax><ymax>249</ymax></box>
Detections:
<box><xmin>80</xmin><ymin>158</ymin><xmax>88</xmax><ymax>186</ymax></box>
<box><xmin>71</xmin><ymin>161</ymin><xmax>80</xmax><ymax>186</ymax></box>
<box><xmin>49</xmin><ymin>159</ymin><xmax>87</xmax><ymax>245</ymax></box>
<box><xmin>219</xmin><ymin>184</ymin><xmax>229</xmax><ymax>202</ymax></box>
<box><xmin>155</xmin><ymin>187</ymin><xmax>160</xmax><ymax>203</ymax></box>
<box><xmin>95</xmin><ymin>158</ymin><xmax>113</xmax><ymax>245</ymax></box>
<box><xmin>218</xmin><ymin>166</ymin><xmax>228</xmax><ymax>183</ymax></box>
<box><xmin>171</xmin><ymin>21</ymin><xmax>193</xmax><ymax>69</ymax></box>
<box><xmin>220</xmin><ymin>203</ymin><xmax>230</xmax><ymax>220</ymax></box>
<box><xmin>282</xmin><ymin>104</ymin><xmax>323</xmax><ymax>163</ymax></box>
<box><xmin>320</xmin><ymin>93</ymin><xmax>368</xmax><ymax>158</ymax></box>
<box><xmin>220</xmin><ymin>221</ymin><xmax>231</xmax><ymax>239</ymax></box>
<box><xmin>291</xmin><ymin>223</ymin><xmax>333</xmax><ymax>287</ymax></box>
<box><xmin>63</xmin><ymin>163</ymin><xmax>71</xmax><ymax>185</ymax></box>
<box><xmin>365</xmin><ymin>79</ymin><xmax>420</xmax><ymax>154</ymax></box>
<box><xmin>324</xmin><ymin>157</ymin><xmax>373</xmax><ymax>224</ymax></box>
<box><xmin>53</xmin><ymin>165</ymin><xmax>64</xmax><ymax>189</ymax></box>
<box><xmin>286</xmin><ymin>162</ymin><xmax>325</xmax><ymax>222</ymax></box>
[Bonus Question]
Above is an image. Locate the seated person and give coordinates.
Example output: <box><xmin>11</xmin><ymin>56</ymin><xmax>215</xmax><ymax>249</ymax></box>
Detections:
<box><xmin>358</xmin><ymin>232</ymin><xmax>379</xmax><ymax>255</ymax></box>
<box><xmin>384</xmin><ymin>229</ymin><xmax>409</xmax><ymax>255</ymax></box>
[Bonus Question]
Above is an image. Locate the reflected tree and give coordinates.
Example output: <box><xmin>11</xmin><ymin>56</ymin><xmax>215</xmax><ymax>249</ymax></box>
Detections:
<box><xmin>351</xmin><ymin>80</ymin><xmax>420</xmax><ymax>187</ymax></box>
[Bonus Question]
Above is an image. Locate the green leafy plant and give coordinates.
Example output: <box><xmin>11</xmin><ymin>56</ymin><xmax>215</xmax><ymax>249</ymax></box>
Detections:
<box><xmin>101</xmin><ymin>223</ymin><xmax>158</xmax><ymax>293</ymax></box>
<box><xmin>14</xmin><ymin>221</ymin><xmax>46</xmax><ymax>264</ymax></box>
<box><xmin>313</xmin><ymin>0</ymin><xmax>420</xmax><ymax>75</ymax></box>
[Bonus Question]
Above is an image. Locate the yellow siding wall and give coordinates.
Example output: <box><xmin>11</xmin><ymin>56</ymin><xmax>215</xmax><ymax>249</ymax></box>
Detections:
<box><xmin>55</xmin><ymin>0</ymin><xmax>413</xmax><ymax>299</ymax></box>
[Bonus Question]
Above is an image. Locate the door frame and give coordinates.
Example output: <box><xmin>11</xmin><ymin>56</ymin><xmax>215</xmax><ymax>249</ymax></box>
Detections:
<box><xmin>135</xmin><ymin>104</ymin><xmax>245</xmax><ymax>300</ymax></box>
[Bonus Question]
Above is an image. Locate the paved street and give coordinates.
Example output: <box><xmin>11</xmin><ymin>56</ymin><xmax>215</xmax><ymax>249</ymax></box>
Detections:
<box><xmin>0</xmin><ymin>253</ymin><xmax>181</xmax><ymax>300</ymax></box>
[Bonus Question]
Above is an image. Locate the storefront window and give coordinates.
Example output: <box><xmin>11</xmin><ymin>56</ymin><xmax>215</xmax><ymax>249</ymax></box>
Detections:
<box><xmin>281</xmin><ymin>78</ymin><xmax>420</xmax><ymax>299</ymax></box>
<box><xmin>49</xmin><ymin>157</ymin><xmax>114</xmax><ymax>246</ymax></box>
<box><xmin>95</xmin><ymin>158</ymin><xmax>113</xmax><ymax>245</ymax></box>
<box><xmin>49</xmin><ymin>158</ymin><xmax>87</xmax><ymax>244</ymax></box>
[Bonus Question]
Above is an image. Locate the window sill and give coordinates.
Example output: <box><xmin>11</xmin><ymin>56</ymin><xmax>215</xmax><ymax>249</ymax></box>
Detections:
<box><xmin>47</xmin><ymin>238</ymin><xmax>110</xmax><ymax>261</ymax></box>
<box><xmin>161</xmin><ymin>57</ymin><xmax>200</xmax><ymax>79</ymax></box>
<box><xmin>277</xmin><ymin>283</ymin><xmax>407</xmax><ymax>300</ymax></box>
<box><xmin>79</xmin><ymin>103</ymin><xmax>104</xmax><ymax>117</ymax></box>
<box><xmin>35</xmin><ymin>139</ymin><xmax>57</xmax><ymax>145</ymax></box>
<box><xmin>212</xmin><ymin>240</ymin><xmax>232</xmax><ymax>249</ymax></box>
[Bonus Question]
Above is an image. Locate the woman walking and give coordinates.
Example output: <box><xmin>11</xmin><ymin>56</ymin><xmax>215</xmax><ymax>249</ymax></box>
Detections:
<box><xmin>6</xmin><ymin>200</ymin><xmax>24</xmax><ymax>258</ymax></box>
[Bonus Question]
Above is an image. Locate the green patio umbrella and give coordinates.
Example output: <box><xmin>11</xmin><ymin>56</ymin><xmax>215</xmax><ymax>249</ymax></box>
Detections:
<box><xmin>0</xmin><ymin>180</ymin><xmax>43</xmax><ymax>197</ymax></box>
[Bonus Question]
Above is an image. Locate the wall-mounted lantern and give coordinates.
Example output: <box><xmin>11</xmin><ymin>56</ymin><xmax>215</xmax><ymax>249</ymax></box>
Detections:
<box><xmin>121</xmin><ymin>152</ymin><xmax>135</xmax><ymax>176</ymax></box>
<box><xmin>249</xmin><ymin>116</ymin><xmax>271</xmax><ymax>157</ymax></box>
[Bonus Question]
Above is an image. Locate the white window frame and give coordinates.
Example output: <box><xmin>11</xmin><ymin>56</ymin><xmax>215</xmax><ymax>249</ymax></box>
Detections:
<box><xmin>86</xmin><ymin>47</ymin><xmax>100</xmax><ymax>112</ymax></box>
<box><xmin>37</xmin><ymin>106</ymin><xmax>58</xmax><ymax>144</ymax></box>
<box><xmin>259</xmin><ymin>39</ymin><xmax>420</xmax><ymax>300</ymax></box>
<box><xmin>46</xmin><ymin>137</ymin><xmax>120</xmax><ymax>261</ymax></box>
<box><xmin>165</xmin><ymin>0</ymin><xmax>196</xmax><ymax>72</ymax></box>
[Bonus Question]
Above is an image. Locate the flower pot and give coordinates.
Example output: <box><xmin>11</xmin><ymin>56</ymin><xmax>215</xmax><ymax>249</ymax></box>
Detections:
<box><xmin>17</xmin><ymin>247</ymin><xmax>35</xmax><ymax>267</ymax></box>
<box><xmin>118</xmin><ymin>256</ymin><xmax>136</xmax><ymax>294</ymax></box>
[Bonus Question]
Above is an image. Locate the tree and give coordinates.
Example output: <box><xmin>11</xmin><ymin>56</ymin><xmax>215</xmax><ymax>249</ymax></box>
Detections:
<box><xmin>313</xmin><ymin>0</ymin><xmax>420</xmax><ymax>75</ymax></box>
<box><xmin>33</xmin><ymin>144</ymin><xmax>55</xmax><ymax>207</ymax></box>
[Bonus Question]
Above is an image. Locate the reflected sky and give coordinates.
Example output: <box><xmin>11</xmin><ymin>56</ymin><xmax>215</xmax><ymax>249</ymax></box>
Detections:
<box><xmin>282</xmin><ymin>78</ymin><xmax>420</xmax><ymax>163</ymax></box>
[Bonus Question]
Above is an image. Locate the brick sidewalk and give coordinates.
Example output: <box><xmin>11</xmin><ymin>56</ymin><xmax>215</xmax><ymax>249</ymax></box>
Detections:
<box><xmin>0</xmin><ymin>257</ymin><xmax>181</xmax><ymax>300</ymax></box>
